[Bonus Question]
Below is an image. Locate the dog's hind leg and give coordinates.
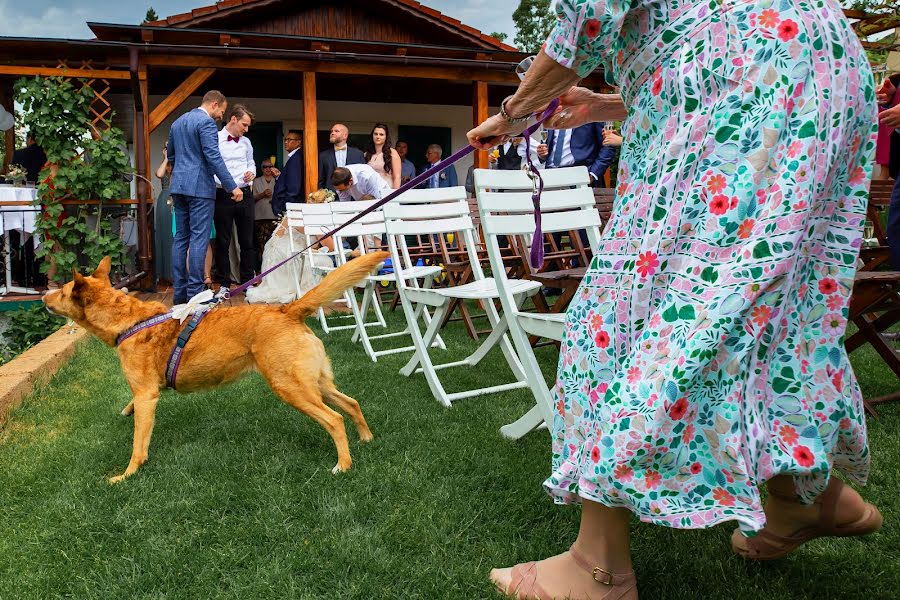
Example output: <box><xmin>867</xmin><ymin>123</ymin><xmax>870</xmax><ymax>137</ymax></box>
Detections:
<box><xmin>109</xmin><ymin>390</ymin><xmax>159</xmax><ymax>484</ymax></box>
<box><xmin>264</xmin><ymin>372</ymin><xmax>354</xmax><ymax>474</ymax></box>
<box><xmin>120</xmin><ymin>400</ymin><xmax>135</xmax><ymax>416</ymax></box>
<box><xmin>320</xmin><ymin>377</ymin><xmax>373</xmax><ymax>443</ymax></box>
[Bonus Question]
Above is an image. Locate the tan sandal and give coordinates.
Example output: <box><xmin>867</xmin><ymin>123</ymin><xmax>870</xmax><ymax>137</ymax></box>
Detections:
<box><xmin>732</xmin><ymin>477</ymin><xmax>882</xmax><ymax>560</ymax></box>
<box><xmin>498</xmin><ymin>545</ymin><xmax>637</xmax><ymax>600</ymax></box>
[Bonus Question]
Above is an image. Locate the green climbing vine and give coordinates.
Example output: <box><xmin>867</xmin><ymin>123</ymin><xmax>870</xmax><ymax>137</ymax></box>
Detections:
<box><xmin>16</xmin><ymin>76</ymin><xmax>131</xmax><ymax>283</ymax></box>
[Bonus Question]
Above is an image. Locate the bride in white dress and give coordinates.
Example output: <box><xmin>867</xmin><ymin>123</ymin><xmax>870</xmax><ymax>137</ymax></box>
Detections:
<box><xmin>246</xmin><ymin>215</ymin><xmax>333</xmax><ymax>304</ymax></box>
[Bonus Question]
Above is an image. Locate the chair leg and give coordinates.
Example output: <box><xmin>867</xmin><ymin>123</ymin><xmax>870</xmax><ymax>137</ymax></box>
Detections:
<box><xmin>400</xmin><ymin>299</ymin><xmax>450</xmax><ymax>377</ymax></box>
<box><xmin>399</xmin><ymin>298</ymin><xmax>452</xmax><ymax>406</ymax></box>
<box><xmin>348</xmin><ymin>286</ymin><xmax>378</xmax><ymax>362</ymax></box>
<box><xmin>499</xmin><ymin>404</ymin><xmax>547</xmax><ymax>439</ymax></box>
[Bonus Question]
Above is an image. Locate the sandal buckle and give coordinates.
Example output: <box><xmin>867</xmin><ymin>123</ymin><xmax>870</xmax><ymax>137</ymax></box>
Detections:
<box><xmin>592</xmin><ymin>567</ymin><xmax>613</xmax><ymax>585</ymax></box>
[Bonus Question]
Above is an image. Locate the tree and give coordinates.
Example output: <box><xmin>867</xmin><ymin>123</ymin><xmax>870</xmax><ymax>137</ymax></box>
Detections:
<box><xmin>144</xmin><ymin>7</ymin><xmax>158</xmax><ymax>23</ymax></box>
<box><xmin>512</xmin><ymin>0</ymin><xmax>555</xmax><ymax>53</ymax></box>
<box><xmin>489</xmin><ymin>31</ymin><xmax>508</xmax><ymax>43</ymax></box>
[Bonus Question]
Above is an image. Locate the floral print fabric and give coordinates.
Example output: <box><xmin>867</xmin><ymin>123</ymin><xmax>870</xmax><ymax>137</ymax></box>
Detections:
<box><xmin>543</xmin><ymin>0</ymin><xmax>875</xmax><ymax>532</ymax></box>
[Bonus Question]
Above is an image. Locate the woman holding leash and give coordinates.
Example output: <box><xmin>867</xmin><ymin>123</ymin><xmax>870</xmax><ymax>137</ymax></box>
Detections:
<box><xmin>469</xmin><ymin>0</ymin><xmax>881</xmax><ymax>598</ymax></box>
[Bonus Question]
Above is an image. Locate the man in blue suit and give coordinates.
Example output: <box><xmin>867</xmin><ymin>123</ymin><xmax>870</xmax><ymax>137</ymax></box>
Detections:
<box><xmin>271</xmin><ymin>129</ymin><xmax>304</xmax><ymax>217</ymax></box>
<box><xmin>167</xmin><ymin>90</ymin><xmax>242</xmax><ymax>304</ymax></box>
<box><xmin>420</xmin><ymin>144</ymin><xmax>458</xmax><ymax>188</ymax></box>
<box><xmin>539</xmin><ymin>122</ymin><xmax>616</xmax><ymax>186</ymax></box>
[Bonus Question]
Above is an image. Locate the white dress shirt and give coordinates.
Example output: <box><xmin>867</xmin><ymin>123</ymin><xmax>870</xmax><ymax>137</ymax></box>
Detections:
<box><xmin>546</xmin><ymin>128</ymin><xmax>575</xmax><ymax>169</ymax></box>
<box><xmin>334</xmin><ymin>146</ymin><xmax>348</xmax><ymax>168</ymax></box>
<box><xmin>286</xmin><ymin>148</ymin><xmax>299</xmax><ymax>161</ymax></box>
<box><xmin>337</xmin><ymin>163</ymin><xmax>392</xmax><ymax>201</ymax></box>
<box><xmin>214</xmin><ymin>128</ymin><xmax>255</xmax><ymax>188</ymax></box>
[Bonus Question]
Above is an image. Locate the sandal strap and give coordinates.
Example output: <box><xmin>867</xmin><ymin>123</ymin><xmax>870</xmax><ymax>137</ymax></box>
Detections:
<box><xmin>568</xmin><ymin>545</ymin><xmax>635</xmax><ymax>587</ymax></box>
<box><xmin>508</xmin><ymin>562</ymin><xmax>554</xmax><ymax>600</ymax></box>
<box><xmin>817</xmin><ymin>476</ymin><xmax>844</xmax><ymax>531</ymax></box>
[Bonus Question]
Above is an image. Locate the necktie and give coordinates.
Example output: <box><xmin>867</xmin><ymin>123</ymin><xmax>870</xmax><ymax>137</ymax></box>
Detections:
<box><xmin>334</xmin><ymin>146</ymin><xmax>347</xmax><ymax>151</ymax></box>
<box><xmin>227</xmin><ymin>135</ymin><xmax>240</xmax><ymax>143</ymax></box>
<box><xmin>551</xmin><ymin>129</ymin><xmax>566</xmax><ymax>168</ymax></box>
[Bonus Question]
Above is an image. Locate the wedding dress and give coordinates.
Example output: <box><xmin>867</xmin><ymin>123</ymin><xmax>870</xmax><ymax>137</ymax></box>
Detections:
<box><xmin>246</xmin><ymin>220</ymin><xmax>332</xmax><ymax>304</ymax></box>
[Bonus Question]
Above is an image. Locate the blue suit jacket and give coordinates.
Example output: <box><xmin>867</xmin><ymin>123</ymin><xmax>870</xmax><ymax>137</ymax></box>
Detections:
<box><xmin>418</xmin><ymin>163</ymin><xmax>458</xmax><ymax>188</ymax></box>
<box><xmin>167</xmin><ymin>108</ymin><xmax>237</xmax><ymax>199</ymax></box>
<box><xmin>548</xmin><ymin>123</ymin><xmax>616</xmax><ymax>185</ymax></box>
<box><xmin>271</xmin><ymin>150</ymin><xmax>304</xmax><ymax>216</ymax></box>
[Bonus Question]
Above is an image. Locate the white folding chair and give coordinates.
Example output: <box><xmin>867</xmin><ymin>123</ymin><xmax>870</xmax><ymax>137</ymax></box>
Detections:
<box><xmin>295</xmin><ymin>203</ymin><xmax>358</xmax><ymax>333</ymax></box>
<box><xmin>330</xmin><ymin>200</ymin><xmax>444</xmax><ymax>361</ymax></box>
<box><xmin>383</xmin><ymin>187</ymin><xmax>543</xmax><ymax>407</ymax></box>
<box><xmin>475</xmin><ymin>166</ymin><xmax>604</xmax><ymax>438</ymax></box>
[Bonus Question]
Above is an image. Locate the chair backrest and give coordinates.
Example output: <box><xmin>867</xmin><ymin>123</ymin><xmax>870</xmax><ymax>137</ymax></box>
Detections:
<box><xmin>327</xmin><ymin>200</ymin><xmax>387</xmax><ymax>263</ymax></box>
<box><xmin>383</xmin><ymin>196</ymin><xmax>484</xmax><ymax>285</ymax></box>
<box><xmin>474</xmin><ymin>166</ymin><xmax>602</xmax><ymax>242</ymax></box>
<box><xmin>475</xmin><ymin>166</ymin><xmax>602</xmax><ymax>311</ymax></box>
<box><xmin>285</xmin><ymin>202</ymin><xmax>304</xmax><ymax>229</ymax></box>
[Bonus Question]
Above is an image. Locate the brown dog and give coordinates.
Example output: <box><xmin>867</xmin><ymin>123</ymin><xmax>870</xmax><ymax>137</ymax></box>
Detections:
<box><xmin>43</xmin><ymin>252</ymin><xmax>389</xmax><ymax>483</ymax></box>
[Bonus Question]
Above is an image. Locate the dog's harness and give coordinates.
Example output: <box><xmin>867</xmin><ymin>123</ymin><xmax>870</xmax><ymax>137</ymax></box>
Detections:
<box><xmin>115</xmin><ymin>292</ymin><xmax>222</xmax><ymax>389</ymax></box>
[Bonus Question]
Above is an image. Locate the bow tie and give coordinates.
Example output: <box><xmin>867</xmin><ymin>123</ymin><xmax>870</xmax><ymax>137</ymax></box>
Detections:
<box><xmin>335</xmin><ymin>146</ymin><xmax>346</xmax><ymax>151</ymax></box>
<box><xmin>227</xmin><ymin>135</ymin><xmax>240</xmax><ymax>143</ymax></box>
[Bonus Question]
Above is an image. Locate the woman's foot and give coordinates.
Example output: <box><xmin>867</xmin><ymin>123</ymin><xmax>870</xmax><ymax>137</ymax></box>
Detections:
<box><xmin>732</xmin><ymin>477</ymin><xmax>882</xmax><ymax>559</ymax></box>
<box><xmin>491</xmin><ymin>545</ymin><xmax>636</xmax><ymax>600</ymax></box>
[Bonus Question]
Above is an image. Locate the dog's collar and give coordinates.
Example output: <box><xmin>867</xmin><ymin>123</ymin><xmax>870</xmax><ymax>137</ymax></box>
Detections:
<box><xmin>115</xmin><ymin>312</ymin><xmax>174</xmax><ymax>346</ymax></box>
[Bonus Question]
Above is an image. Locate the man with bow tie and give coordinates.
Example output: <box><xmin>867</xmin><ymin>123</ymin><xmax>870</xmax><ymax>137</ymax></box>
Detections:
<box><xmin>213</xmin><ymin>103</ymin><xmax>257</xmax><ymax>287</ymax></box>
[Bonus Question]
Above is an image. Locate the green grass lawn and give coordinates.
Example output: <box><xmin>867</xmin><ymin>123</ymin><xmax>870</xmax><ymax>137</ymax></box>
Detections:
<box><xmin>0</xmin><ymin>309</ymin><xmax>898</xmax><ymax>599</ymax></box>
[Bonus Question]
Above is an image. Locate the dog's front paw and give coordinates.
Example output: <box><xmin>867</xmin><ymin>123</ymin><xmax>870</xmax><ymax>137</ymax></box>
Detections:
<box><xmin>359</xmin><ymin>431</ymin><xmax>374</xmax><ymax>443</ymax></box>
<box><xmin>108</xmin><ymin>473</ymin><xmax>129</xmax><ymax>484</ymax></box>
<box><xmin>331</xmin><ymin>462</ymin><xmax>351</xmax><ymax>475</ymax></box>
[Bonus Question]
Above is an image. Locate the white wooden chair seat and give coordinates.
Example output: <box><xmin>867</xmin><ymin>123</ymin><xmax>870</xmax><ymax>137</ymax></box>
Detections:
<box><xmin>406</xmin><ymin>277</ymin><xmax>541</xmax><ymax>302</ymax></box>
<box><xmin>517</xmin><ymin>312</ymin><xmax>566</xmax><ymax>341</ymax></box>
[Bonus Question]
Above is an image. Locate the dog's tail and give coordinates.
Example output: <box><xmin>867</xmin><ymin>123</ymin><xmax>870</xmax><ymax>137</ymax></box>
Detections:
<box><xmin>285</xmin><ymin>251</ymin><xmax>389</xmax><ymax>321</ymax></box>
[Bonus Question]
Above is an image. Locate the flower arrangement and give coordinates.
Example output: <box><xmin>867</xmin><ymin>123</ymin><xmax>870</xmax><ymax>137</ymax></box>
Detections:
<box><xmin>307</xmin><ymin>188</ymin><xmax>336</xmax><ymax>204</ymax></box>
<box><xmin>5</xmin><ymin>164</ymin><xmax>26</xmax><ymax>186</ymax></box>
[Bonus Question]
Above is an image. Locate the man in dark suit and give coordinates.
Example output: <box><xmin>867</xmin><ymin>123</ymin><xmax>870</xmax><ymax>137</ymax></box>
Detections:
<box><xmin>538</xmin><ymin>123</ymin><xmax>616</xmax><ymax>186</ymax></box>
<box><xmin>167</xmin><ymin>90</ymin><xmax>241</xmax><ymax>305</ymax></box>
<box><xmin>318</xmin><ymin>123</ymin><xmax>364</xmax><ymax>191</ymax></box>
<box><xmin>10</xmin><ymin>131</ymin><xmax>47</xmax><ymax>184</ymax></box>
<box><xmin>271</xmin><ymin>129</ymin><xmax>304</xmax><ymax>217</ymax></box>
<box><xmin>420</xmin><ymin>144</ymin><xmax>458</xmax><ymax>188</ymax></box>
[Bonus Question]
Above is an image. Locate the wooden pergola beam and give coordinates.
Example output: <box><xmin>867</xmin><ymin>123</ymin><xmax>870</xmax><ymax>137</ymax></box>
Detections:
<box><xmin>473</xmin><ymin>81</ymin><xmax>488</xmax><ymax>170</ymax></box>
<box><xmin>0</xmin><ymin>80</ymin><xmax>14</xmax><ymax>174</ymax></box>
<box><xmin>148</xmin><ymin>67</ymin><xmax>216</xmax><ymax>133</ymax></box>
<box><xmin>302</xmin><ymin>72</ymin><xmax>318</xmax><ymax>198</ymax></box>
<box><xmin>0</xmin><ymin>65</ymin><xmax>131</xmax><ymax>80</ymax></box>
<box><xmin>141</xmin><ymin>55</ymin><xmax>522</xmax><ymax>85</ymax></box>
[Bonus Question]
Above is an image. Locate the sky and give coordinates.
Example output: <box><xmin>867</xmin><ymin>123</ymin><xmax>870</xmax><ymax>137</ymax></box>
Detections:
<box><xmin>0</xmin><ymin>0</ymin><xmax>518</xmax><ymax>44</ymax></box>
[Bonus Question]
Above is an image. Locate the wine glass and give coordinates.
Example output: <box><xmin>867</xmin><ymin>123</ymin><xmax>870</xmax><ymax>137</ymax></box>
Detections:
<box><xmin>540</xmin><ymin>129</ymin><xmax>549</xmax><ymax>144</ymax></box>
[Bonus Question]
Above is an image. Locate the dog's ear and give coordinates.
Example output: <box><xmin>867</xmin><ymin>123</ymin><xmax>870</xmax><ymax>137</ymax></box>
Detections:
<box><xmin>72</xmin><ymin>270</ymin><xmax>85</xmax><ymax>296</ymax></box>
<box><xmin>92</xmin><ymin>256</ymin><xmax>111</xmax><ymax>284</ymax></box>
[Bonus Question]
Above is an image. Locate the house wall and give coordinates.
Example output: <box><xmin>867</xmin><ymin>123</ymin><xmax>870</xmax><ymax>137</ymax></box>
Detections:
<box><xmin>147</xmin><ymin>94</ymin><xmax>492</xmax><ymax>195</ymax></box>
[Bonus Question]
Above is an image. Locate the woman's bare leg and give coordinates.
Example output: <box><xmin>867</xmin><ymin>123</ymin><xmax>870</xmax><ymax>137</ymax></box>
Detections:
<box><xmin>492</xmin><ymin>500</ymin><xmax>634</xmax><ymax>599</ymax></box>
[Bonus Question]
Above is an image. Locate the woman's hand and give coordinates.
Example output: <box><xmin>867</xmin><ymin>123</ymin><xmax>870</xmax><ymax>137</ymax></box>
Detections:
<box><xmin>467</xmin><ymin>114</ymin><xmax>525</xmax><ymax>150</ymax></box>
<box><xmin>602</xmin><ymin>129</ymin><xmax>623</xmax><ymax>147</ymax></box>
<box><xmin>880</xmin><ymin>104</ymin><xmax>900</xmax><ymax>129</ymax></box>
<box><xmin>877</xmin><ymin>78</ymin><xmax>896</xmax><ymax>106</ymax></box>
<box><xmin>543</xmin><ymin>87</ymin><xmax>628</xmax><ymax>130</ymax></box>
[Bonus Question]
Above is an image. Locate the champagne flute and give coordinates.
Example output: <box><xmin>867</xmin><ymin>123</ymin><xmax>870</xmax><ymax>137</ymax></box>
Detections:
<box><xmin>541</xmin><ymin>129</ymin><xmax>549</xmax><ymax>144</ymax></box>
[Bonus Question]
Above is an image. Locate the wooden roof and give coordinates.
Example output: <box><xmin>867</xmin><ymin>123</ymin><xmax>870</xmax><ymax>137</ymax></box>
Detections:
<box><xmin>143</xmin><ymin>0</ymin><xmax>516</xmax><ymax>52</ymax></box>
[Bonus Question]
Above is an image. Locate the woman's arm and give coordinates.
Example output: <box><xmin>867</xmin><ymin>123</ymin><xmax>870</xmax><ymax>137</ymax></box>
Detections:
<box><xmin>155</xmin><ymin>150</ymin><xmax>170</xmax><ymax>179</ymax></box>
<box><xmin>390</xmin><ymin>149</ymin><xmax>401</xmax><ymax>189</ymax></box>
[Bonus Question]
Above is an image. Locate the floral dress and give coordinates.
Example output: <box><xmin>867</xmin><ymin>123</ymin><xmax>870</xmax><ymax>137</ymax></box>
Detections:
<box><xmin>543</xmin><ymin>0</ymin><xmax>875</xmax><ymax>533</ymax></box>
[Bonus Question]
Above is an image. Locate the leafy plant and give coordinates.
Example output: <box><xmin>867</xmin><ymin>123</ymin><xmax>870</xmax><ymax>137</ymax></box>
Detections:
<box><xmin>512</xmin><ymin>0</ymin><xmax>556</xmax><ymax>53</ymax></box>
<box><xmin>15</xmin><ymin>76</ymin><xmax>130</xmax><ymax>282</ymax></box>
<box><xmin>1</xmin><ymin>305</ymin><xmax>65</xmax><ymax>358</ymax></box>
